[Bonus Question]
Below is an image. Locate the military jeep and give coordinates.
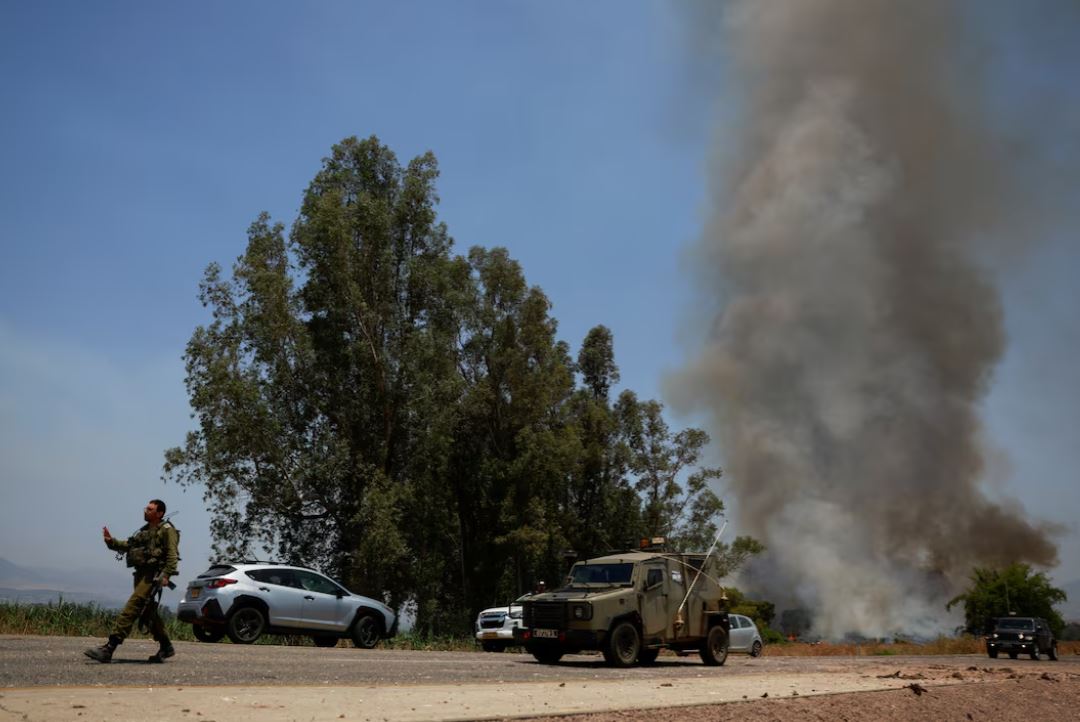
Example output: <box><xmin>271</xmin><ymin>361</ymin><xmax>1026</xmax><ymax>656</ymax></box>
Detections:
<box><xmin>513</xmin><ymin>548</ymin><xmax>730</xmax><ymax>667</ymax></box>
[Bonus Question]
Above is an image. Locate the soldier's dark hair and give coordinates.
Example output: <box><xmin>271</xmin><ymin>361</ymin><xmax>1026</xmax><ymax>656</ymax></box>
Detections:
<box><xmin>150</xmin><ymin>499</ymin><xmax>166</xmax><ymax>515</ymax></box>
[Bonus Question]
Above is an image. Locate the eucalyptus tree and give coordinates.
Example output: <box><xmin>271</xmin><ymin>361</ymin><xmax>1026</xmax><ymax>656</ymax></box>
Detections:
<box><xmin>165</xmin><ymin>136</ymin><xmax>467</xmax><ymax>608</ymax></box>
<box><xmin>613</xmin><ymin>390</ymin><xmax>762</xmax><ymax>572</ymax></box>
<box><xmin>442</xmin><ymin>247</ymin><xmax>579</xmax><ymax>615</ymax></box>
<box><xmin>564</xmin><ymin>326</ymin><xmax>638</xmax><ymax>558</ymax></box>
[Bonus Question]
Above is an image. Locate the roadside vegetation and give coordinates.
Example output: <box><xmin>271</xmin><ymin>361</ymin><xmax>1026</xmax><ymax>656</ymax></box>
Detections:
<box><xmin>5</xmin><ymin>599</ymin><xmax>1075</xmax><ymax>657</ymax></box>
<box><xmin>0</xmin><ymin>599</ymin><xmax>469</xmax><ymax>649</ymax></box>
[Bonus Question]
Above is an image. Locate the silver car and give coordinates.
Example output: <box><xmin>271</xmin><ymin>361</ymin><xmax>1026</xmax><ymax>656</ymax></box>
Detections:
<box><xmin>177</xmin><ymin>562</ymin><xmax>397</xmax><ymax>648</ymax></box>
<box><xmin>728</xmin><ymin>613</ymin><xmax>764</xmax><ymax>656</ymax></box>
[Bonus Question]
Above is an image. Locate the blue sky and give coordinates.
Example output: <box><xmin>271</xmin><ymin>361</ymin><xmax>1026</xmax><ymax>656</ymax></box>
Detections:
<box><xmin>2</xmin><ymin>1</ymin><xmax>1077</xmax><ymax>604</ymax></box>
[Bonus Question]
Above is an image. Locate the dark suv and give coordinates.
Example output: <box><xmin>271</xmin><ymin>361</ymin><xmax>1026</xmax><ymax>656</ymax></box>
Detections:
<box><xmin>986</xmin><ymin>617</ymin><xmax>1057</xmax><ymax>660</ymax></box>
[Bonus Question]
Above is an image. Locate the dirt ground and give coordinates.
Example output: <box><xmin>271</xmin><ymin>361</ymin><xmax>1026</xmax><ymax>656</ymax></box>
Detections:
<box><xmin>521</xmin><ymin>663</ymin><xmax>1080</xmax><ymax>722</ymax></box>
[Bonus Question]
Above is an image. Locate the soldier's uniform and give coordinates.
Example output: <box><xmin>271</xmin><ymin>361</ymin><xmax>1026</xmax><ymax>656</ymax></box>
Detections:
<box><xmin>85</xmin><ymin>521</ymin><xmax>180</xmax><ymax>663</ymax></box>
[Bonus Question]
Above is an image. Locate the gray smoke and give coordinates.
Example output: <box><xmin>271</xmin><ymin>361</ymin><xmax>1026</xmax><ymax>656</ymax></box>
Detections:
<box><xmin>669</xmin><ymin>0</ymin><xmax>1074</xmax><ymax>638</ymax></box>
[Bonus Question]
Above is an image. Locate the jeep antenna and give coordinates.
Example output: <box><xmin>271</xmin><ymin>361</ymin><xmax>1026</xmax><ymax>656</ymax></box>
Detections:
<box><xmin>675</xmin><ymin>518</ymin><xmax>728</xmax><ymax>629</ymax></box>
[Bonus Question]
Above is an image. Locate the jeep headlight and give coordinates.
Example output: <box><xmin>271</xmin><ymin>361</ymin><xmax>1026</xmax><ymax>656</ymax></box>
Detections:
<box><xmin>571</xmin><ymin>603</ymin><xmax>593</xmax><ymax>620</ymax></box>
<box><xmin>1017</xmin><ymin>634</ymin><xmax>1026</xmax><ymax>640</ymax></box>
<box><xmin>509</xmin><ymin>609</ymin><xmax>522</xmax><ymax>619</ymax></box>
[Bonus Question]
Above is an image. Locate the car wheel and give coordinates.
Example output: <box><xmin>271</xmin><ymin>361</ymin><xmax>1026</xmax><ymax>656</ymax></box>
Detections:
<box><xmin>313</xmin><ymin>635</ymin><xmax>339</xmax><ymax>648</ymax></box>
<box><xmin>988</xmin><ymin>648</ymin><xmax>998</xmax><ymax>659</ymax></box>
<box><xmin>192</xmin><ymin>625</ymin><xmax>225</xmax><ymax>643</ymax></box>
<box><xmin>638</xmin><ymin>648</ymin><xmax>660</xmax><ymax>665</ymax></box>
<box><xmin>750</xmin><ymin>640</ymin><xmax>763</xmax><ymax>658</ymax></box>
<box><xmin>531</xmin><ymin>648</ymin><xmax>563</xmax><ymax>664</ymax></box>
<box><xmin>226</xmin><ymin>606</ymin><xmax>266</xmax><ymax>644</ymax></box>
<box><xmin>1048</xmin><ymin>643</ymin><xmax>1058</xmax><ymax>661</ymax></box>
<box><xmin>351</xmin><ymin>613</ymin><xmax>381</xmax><ymax>649</ymax></box>
<box><xmin>604</xmin><ymin>621</ymin><xmax>641</xmax><ymax>668</ymax></box>
<box><xmin>699</xmin><ymin>625</ymin><xmax>729</xmax><ymax>666</ymax></box>
<box><xmin>481</xmin><ymin>641</ymin><xmax>506</xmax><ymax>653</ymax></box>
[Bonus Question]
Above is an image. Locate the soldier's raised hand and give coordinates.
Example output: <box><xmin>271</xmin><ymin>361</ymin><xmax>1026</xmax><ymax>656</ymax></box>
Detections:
<box><xmin>102</xmin><ymin>526</ymin><xmax>112</xmax><ymax>543</ymax></box>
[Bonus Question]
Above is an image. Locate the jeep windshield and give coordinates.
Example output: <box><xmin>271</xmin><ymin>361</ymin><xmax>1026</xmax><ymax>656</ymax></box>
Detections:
<box><xmin>995</xmin><ymin>618</ymin><xmax>1035</xmax><ymax>631</ymax></box>
<box><xmin>567</xmin><ymin>563</ymin><xmax>634</xmax><ymax>587</ymax></box>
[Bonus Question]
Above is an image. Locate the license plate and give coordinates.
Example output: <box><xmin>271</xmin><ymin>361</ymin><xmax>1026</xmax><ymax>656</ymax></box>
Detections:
<box><xmin>533</xmin><ymin>628</ymin><xmax>559</xmax><ymax>639</ymax></box>
<box><xmin>189</xmin><ymin>588</ymin><xmax>201</xmax><ymax>599</ymax></box>
<box><xmin>481</xmin><ymin>632</ymin><xmax>499</xmax><ymax>639</ymax></box>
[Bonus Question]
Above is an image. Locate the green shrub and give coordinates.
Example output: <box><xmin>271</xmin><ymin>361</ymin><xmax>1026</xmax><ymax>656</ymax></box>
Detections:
<box><xmin>0</xmin><ymin>600</ymin><xmax>479</xmax><ymax>650</ymax></box>
<box><xmin>761</xmin><ymin>626</ymin><xmax>787</xmax><ymax>645</ymax></box>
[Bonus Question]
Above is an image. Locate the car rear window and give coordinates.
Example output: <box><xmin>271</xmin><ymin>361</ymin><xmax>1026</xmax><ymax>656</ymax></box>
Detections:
<box><xmin>997</xmin><ymin>618</ymin><xmax>1035</xmax><ymax>630</ymax></box>
<box><xmin>197</xmin><ymin>565</ymin><xmax>237</xmax><ymax>578</ymax></box>
<box><xmin>246</xmin><ymin>568</ymin><xmax>301</xmax><ymax>588</ymax></box>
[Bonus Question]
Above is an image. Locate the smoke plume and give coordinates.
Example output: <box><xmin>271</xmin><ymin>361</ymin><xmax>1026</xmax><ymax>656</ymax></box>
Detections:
<box><xmin>670</xmin><ymin>0</ymin><xmax>1073</xmax><ymax>637</ymax></box>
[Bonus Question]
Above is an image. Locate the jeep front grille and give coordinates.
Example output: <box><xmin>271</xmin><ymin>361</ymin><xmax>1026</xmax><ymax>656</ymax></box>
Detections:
<box><xmin>526</xmin><ymin>602</ymin><xmax>566</xmax><ymax>629</ymax></box>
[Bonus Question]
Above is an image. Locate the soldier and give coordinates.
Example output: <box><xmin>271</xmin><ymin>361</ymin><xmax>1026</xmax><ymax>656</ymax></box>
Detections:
<box><xmin>84</xmin><ymin>499</ymin><xmax>180</xmax><ymax>663</ymax></box>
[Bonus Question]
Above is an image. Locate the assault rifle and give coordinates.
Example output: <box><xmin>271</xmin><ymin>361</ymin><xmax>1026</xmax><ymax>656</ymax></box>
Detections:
<box><xmin>137</xmin><ymin>571</ymin><xmax>177</xmax><ymax>634</ymax></box>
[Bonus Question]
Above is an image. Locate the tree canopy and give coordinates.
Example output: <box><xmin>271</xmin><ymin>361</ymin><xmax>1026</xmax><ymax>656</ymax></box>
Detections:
<box><xmin>947</xmin><ymin>563</ymin><xmax>1067</xmax><ymax>636</ymax></box>
<box><xmin>164</xmin><ymin>135</ymin><xmax>758</xmax><ymax>634</ymax></box>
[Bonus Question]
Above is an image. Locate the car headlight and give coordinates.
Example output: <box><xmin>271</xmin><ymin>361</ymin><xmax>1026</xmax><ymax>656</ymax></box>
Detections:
<box><xmin>509</xmin><ymin>609</ymin><xmax>522</xmax><ymax>619</ymax></box>
<box><xmin>1017</xmin><ymin>634</ymin><xmax>1026</xmax><ymax>640</ymax></box>
<box><xmin>992</xmin><ymin>633</ymin><xmax>998</xmax><ymax>639</ymax></box>
<box><xmin>571</xmin><ymin>603</ymin><xmax>593</xmax><ymax>620</ymax></box>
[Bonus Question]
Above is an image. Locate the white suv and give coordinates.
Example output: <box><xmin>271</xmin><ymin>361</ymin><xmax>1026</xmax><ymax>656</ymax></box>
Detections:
<box><xmin>475</xmin><ymin>594</ymin><xmax>532</xmax><ymax>652</ymax></box>
<box><xmin>177</xmin><ymin>562</ymin><xmax>397</xmax><ymax>648</ymax></box>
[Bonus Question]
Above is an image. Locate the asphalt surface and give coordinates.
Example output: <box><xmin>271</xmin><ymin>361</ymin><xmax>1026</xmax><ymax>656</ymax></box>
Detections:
<box><xmin>1</xmin><ymin>636</ymin><xmax>1077</xmax><ymax>721</ymax></box>
<box><xmin>2</xmin><ymin>635</ymin><xmax>1055</xmax><ymax>688</ymax></box>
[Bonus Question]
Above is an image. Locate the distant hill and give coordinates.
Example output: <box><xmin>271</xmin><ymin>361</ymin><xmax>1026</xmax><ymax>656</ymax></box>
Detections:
<box><xmin>0</xmin><ymin>557</ymin><xmax>132</xmax><ymax>609</ymax></box>
<box><xmin>0</xmin><ymin>557</ymin><xmax>49</xmax><ymax>587</ymax></box>
<box><xmin>0</xmin><ymin>586</ymin><xmax>128</xmax><ymax>608</ymax></box>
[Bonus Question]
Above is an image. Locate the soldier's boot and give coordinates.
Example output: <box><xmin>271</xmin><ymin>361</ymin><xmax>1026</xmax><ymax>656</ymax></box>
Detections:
<box><xmin>148</xmin><ymin>637</ymin><xmax>175</xmax><ymax>663</ymax></box>
<box><xmin>84</xmin><ymin>635</ymin><xmax>122</xmax><ymax>663</ymax></box>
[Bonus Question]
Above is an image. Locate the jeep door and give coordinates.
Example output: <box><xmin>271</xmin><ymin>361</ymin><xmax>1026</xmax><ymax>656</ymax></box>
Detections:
<box><xmin>294</xmin><ymin>570</ymin><xmax>353</xmax><ymax>631</ymax></box>
<box><xmin>641</xmin><ymin>563</ymin><xmax>671</xmax><ymax>641</ymax></box>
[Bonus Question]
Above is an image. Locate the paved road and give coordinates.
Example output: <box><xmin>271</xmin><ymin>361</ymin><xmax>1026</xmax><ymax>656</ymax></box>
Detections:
<box><xmin>1</xmin><ymin>636</ymin><xmax>1075</xmax><ymax>721</ymax></box>
<box><xmin>5</xmin><ymin>634</ymin><xmax>1060</xmax><ymax>688</ymax></box>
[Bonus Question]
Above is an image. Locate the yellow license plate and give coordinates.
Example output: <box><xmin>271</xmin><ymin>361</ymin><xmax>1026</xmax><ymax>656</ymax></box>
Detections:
<box><xmin>481</xmin><ymin>631</ymin><xmax>499</xmax><ymax>639</ymax></box>
<box><xmin>189</xmin><ymin>588</ymin><xmax>201</xmax><ymax>599</ymax></box>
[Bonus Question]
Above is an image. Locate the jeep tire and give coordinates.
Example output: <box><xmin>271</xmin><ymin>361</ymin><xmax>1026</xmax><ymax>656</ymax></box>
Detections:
<box><xmin>603</xmin><ymin>621</ymin><xmax>641</xmax><ymax>667</ymax></box>
<box><xmin>1048</xmin><ymin>643</ymin><xmax>1058</xmax><ymax>661</ymax></box>
<box><xmin>531</xmin><ymin>648</ymin><xmax>564</xmax><ymax>664</ymax></box>
<box><xmin>988</xmin><ymin>648</ymin><xmax>998</xmax><ymax>659</ymax></box>
<box><xmin>638</xmin><ymin>647</ymin><xmax>660</xmax><ymax>665</ymax></box>
<box><xmin>699</xmin><ymin>624</ymin><xmax>729</xmax><ymax>666</ymax></box>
